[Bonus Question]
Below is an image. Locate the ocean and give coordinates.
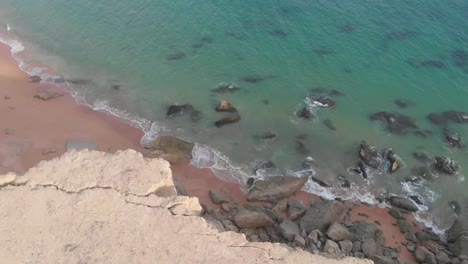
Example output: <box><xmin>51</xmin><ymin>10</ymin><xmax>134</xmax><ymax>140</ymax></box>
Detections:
<box><xmin>0</xmin><ymin>0</ymin><xmax>467</xmax><ymax>233</ymax></box>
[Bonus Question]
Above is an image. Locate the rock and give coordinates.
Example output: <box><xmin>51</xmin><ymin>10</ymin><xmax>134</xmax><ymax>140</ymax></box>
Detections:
<box><xmin>370</xmin><ymin>111</ymin><xmax>418</xmax><ymax>134</ymax></box>
<box><xmin>29</xmin><ymin>75</ymin><xmax>41</xmax><ymax>82</ymax></box>
<box><xmin>339</xmin><ymin>240</ymin><xmax>353</xmax><ymax>254</ymax></box>
<box><xmin>212</xmin><ymin>83</ymin><xmax>240</xmax><ymax>94</ymax></box>
<box><xmin>307</xmin><ymin>230</ymin><xmax>320</xmax><ymax>245</ymax></box>
<box><xmin>166</xmin><ymin>104</ymin><xmax>193</xmax><ymax>117</ymax></box>
<box><xmin>323</xmin><ymin>239</ymin><xmax>340</xmax><ymax>254</ymax></box>
<box><xmin>209</xmin><ymin>191</ymin><xmax>229</xmax><ymax>204</ymax></box>
<box><xmin>272</xmin><ymin>199</ymin><xmax>288</xmax><ymax>218</ymax></box>
<box><xmin>294</xmin><ymin>234</ymin><xmax>306</xmax><ymax>248</ymax></box>
<box><xmin>253</xmin><ymin>132</ymin><xmax>277</xmax><ymax>141</ymax></box>
<box><xmin>412</xmin><ymin>152</ymin><xmax>431</xmax><ymax>162</ymax></box>
<box><xmin>434</xmin><ymin>156</ymin><xmax>459</xmax><ymax>175</ymax></box>
<box><xmin>443</xmin><ymin>111</ymin><xmax>468</xmax><ymax>124</ymax></box>
<box><xmin>311</xmin><ymin>174</ymin><xmax>332</xmax><ymax>188</ymax></box>
<box><xmin>423</xmin><ymin>240</ymin><xmax>439</xmax><ymax>254</ymax></box>
<box><xmin>415</xmin><ymin>231</ymin><xmax>431</xmax><ymax>243</ymax></box>
<box><xmin>66</xmin><ymin>140</ymin><xmax>97</xmax><ymax>151</ymax></box>
<box><xmin>394</xmin><ymin>99</ymin><xmax>413</xmax><ymax>109</ymax></box>
<box><xmin>428</xmin><ymin>112</ymin><xmax>447</xmax><ymax>125</ymax></box>
<box><xmin>214</xmin><ymin>113</ymin><xmax>241</xmax><ymax>127</ymax></box>
<box><xmin>41</xmin><ymin>148</ymin><xmax>57</xmax><ymax>155</ymax></box>
<box><xmin>449</xmin><ymin>200</ymin><xmax>462</xmax><ymax>215</ymax></box>
<box><xmin>221</xmin><ymin>219</ymin><xmax>239</xmax><ymax>232</ymax></box>
<box><xmin>436</xmin><ymin>252</ymin><xmax>451</xmax><ymax>264</ymax></box>
<box><xmin>415</xmin><ymin>246</ymin><xmax>434</xmax><ymax>263</ymax></box>
<box><xmin>299</xmin><ymin>201</ymin><xmax>347</xmax><ymax>232</ymax></box>
<box><xmin>348</xmin><ymin>222</ymin><xmax>379</xmax><ymax>242</ymax></box>
<box><xmin>145</xmin><ymin>136</ymin><xmax>194</xmax><ymax>163</ymax></box>
<box><xmin>448</xmin><ymin>219</ymin><xmax>468</xmax><ymax>257</ymax></box>
<box><xmin>413</xmin><ymin>166</ymin><xmax>437</xmax><ymax>181</ymax></box>
<box><xmin>247</xmin><ymin>176</ymin><xmax>308</xmax><ymax>202</ymax></box>
<box><xmin>397</xmin><ymin>219</ymin><xmax>413</xmax><ymax>233</ymax></box>
<box><xmin>352</xmin><ymin>241</ymin><xmax>362</xmax><ymax>253</ymax></box>
<box><xmin>359</xmin><ymin>142</ymin><xmax>382</xmax><ymax>168</ymax></box>
<box><xmin>444</xmin><ymin>128</ymin><xmax>464</xmax><ymax>148</ymax></box>
<box><xmin>374</xmin><ymin>230</ymin><xmax>386</xmax><ymax>246</ymax></box>
<box><xmin>389</xmin><ymin>196</ymin><xmax>418</xmax><ymax>212</ymax></box>
<box><xmin>287</xmin><ymin>200</ymin><xmax>306</xmax><ymax>220</ymax></box>
<box><xmin>253</xmin><ymin>161</ymin><xmax>276</xmax><ymax>175</ymax></box>
<box><xmin>407</xmin><ymin>241</ymin><xmax>416</xmax><ymax>252</ymax></box>
<box><xmin>215</xmin><ymin>100</ymin><xmax>237</xmax><ymax>113</ymax></box>
<box><xmin>246</xmin><ymin>177</ymin><xmax>255</xmax><ymax>188</ymax></box>
<box><xmin>33</xmin><ymin>91</ymin><xmax>63</xmax><ymax>100</ymax></box>
<box><xmin>370</xmin><ymin>255</ymin><xmax>398</xmax><ymax>264</ymax></box>
<box><xmin>362</xmin><ymin>239</ymin><xmax>379</xmax><ymax>257</ymax></box>
<box><xmin>308</xmin><ymin>96</ymin><xmax>336</xmax><ymax>108</ymax></box>
<box><xmin>279</xmin><ymin>220</ymin><xmax>300</xmax><ymax>241</ymax></box>
<box><xmin>297</xmin><ymin>106</ymin><xmax>314</xmax><ymax>120</ymax></box>
<box><xmin>326</xmin><ymin>222</ymin><xmax>350</xmax><ymax>241</ymax></box>
<box><xmin>388</xmin><ymin>208</ymin><xmax>404</xmax><ymax>219</ymax></box>
<box><xmin>233</xmin><ymin>210</ymin><xmax>274</xmax><ymax>229</ymax></box>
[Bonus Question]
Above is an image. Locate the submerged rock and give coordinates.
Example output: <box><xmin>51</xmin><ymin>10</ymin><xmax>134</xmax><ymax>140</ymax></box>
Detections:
<box><xmin>444</xmin><ymin>128</ymin><xmax>464</xmax><ymax>148</ymax></box>
<box><xmin>297</xmin><ymin>107</ymin><xmax>314</xmax><ymax>120</ymax></box>
<box><xmin>212</xmin><ymin>83</ymin><xmax>240</xmax><ymax>93</ymax></box>
<box><xmin>443</xmin><ymin>111</ymin><xmax>468</xmax><ymax>124</ymax></box>
<box><xmin>307</xmin><ymin>96</ymin><xmax>336</xmax><ymax>108</ymax></box>
<box><xmin>427</xmin><ymin>112</ymin><xmax>447</xmax><ymax>126</ymax></box>
<box><xmin>166</xmin><ymin>104</ymin><xmax>194</xmax><ymax>117</ymax></box>
<box><xmin>323</xmin><ymin>118</ymin><xmax>337</xmax><ymax>131</ymax></box>
<box><xmin>247</xmin><ymin>176</ymin><xmax>308</xmax><ymax>202</ymax></box>
<box><xmin>241</xmin><ymin>75</ymin><xmax>277</xmax><ymax>84</ymax></box>
<box><xmin>29</xmin><ymin>75</ymin><xmax>41</xmax><ymax>83</ymax></box>
<box><xmin>214</xmin><ymin>113</ymin><xmax>241</xmax><ymax>127</ymax></box>
<box><xmin>412</xmin><ymin>152</ymin><xmax>431</xmax><ymax>163</ymax></box>
<box><xmin>215</xmin><ymin>100</ymin><xmax>237</xmax><ymax>112</ymax></box>
<box><xmin>434</xmin><ymin>156</ymin><xmax>459</xmax><ymax>175</ymax></box>
<box><xmin>394</xmin><ymin>99</ymin><xmax>414</xmax><ymax>109</ymax></box>
<box><xmin>370</xmin><ymin>111</ymin><xmax>418</xmax><ymax>134</ymax></box>
<box><xmin>253</xmin><ymin>161</ymin><xmax>276</xmax><ymax>175</ymax></box>
<box><xmin>253</xmin><ymin>132</ymin><xmax>277</xmax><ymax>141</ymax></box>
<box><xmin>389</xmin><ymin>196</ymin><xmax>418</xmax><ymax>212</ymax></box>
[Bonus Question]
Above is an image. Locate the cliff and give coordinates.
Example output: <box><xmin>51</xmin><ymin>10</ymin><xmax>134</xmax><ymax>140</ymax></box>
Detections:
<box><xmin>0</xmin><ymin>150</ymin><xmax>371</xmax><ymax>264</ymax></box>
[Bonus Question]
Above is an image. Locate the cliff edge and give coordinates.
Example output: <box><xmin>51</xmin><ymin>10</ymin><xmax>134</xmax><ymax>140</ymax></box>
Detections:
<box><xmin>0</xmin><ymin>150</ymin><xmax>371</xmax><ymax>264</ymax></box>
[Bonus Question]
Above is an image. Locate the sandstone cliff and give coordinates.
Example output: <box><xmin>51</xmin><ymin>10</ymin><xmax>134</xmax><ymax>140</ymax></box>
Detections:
<box><xmin>0</xmin><ymin>150</ymin><xmax>371</xmax><ymax>264</ymax></box>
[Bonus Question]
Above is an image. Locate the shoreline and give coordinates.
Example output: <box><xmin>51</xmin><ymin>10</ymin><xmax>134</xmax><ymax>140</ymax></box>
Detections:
<box><xmin>0</xmin><ymin>40</ymin><xmax>450</xmax><ymax>263</ymax></box>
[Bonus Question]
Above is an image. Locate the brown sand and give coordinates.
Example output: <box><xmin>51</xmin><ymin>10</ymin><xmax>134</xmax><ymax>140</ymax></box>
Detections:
<box><xmin>0</xmin><ymin>42</ymin><xmax>417</xmax><ymax>263</ymax></box>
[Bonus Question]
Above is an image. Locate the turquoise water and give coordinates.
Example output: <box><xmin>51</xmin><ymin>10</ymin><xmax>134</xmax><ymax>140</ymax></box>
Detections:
<box><xmin>0</xmin><ymin>0</ymin><xmax>467</xmax><ymax>231</ymax></box>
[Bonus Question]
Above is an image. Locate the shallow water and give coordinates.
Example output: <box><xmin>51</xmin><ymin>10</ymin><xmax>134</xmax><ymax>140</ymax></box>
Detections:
<box><xmin>0</xmin><ymin>0</ymin><xmax>467</xmax><ymax>232</ymax></box>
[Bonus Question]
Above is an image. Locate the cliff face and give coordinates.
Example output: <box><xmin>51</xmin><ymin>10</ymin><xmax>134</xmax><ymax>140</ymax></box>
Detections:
<box><xmin>0</xmin><ymin>150</ymin><xmax>371</xmax><ymax>264</ymax></box>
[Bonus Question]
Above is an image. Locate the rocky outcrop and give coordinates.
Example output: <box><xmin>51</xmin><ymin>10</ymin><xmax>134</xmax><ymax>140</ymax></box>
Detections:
<box><xmin>434</xmin><ymin>156</ymin><xmax>459</xmax><ymax>175</ymax></box>
<box><xmin>247</xmin><ymin>176</ymin><xmax>308</xmax><ymax>202</ymax></box>
<box><xmin>144</xmin><ymin>135</ymin><xmax>194</xmax><ymax>164</ymax></box>
<box><xmin>215</xmin><ymin>100</ymin><xmax>237</xmax><ymax>112</ymax></box>
<box><xmin>300</xmin><ymin>200</ymin><xmax>347</xmax><ymax>232</ymax></box>
<box><xmin>233</xmin><ymin>210</ymin><xmax>275</xmax><ymax>229</ymax></box>
<box><xmin>0</xmin><ymin>150</ymin><xmax>371</xmax><ymax>264</ymax></box>
<box><xmin>389</xmin><ymin>196</ymin><xmax>418</xmax><ymax>212</ymax></box>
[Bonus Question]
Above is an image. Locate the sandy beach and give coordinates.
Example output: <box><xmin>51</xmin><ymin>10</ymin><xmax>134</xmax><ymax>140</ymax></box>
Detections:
<box><xmin>0</xmin><ymin>42</ymin><xmax>424</xmax><ymax>263</ymax></box>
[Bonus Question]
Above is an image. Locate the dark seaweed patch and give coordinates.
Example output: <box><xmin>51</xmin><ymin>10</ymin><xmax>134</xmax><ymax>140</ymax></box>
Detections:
<box><xmin>269</xmin><ymin>29</ymin><xmax>288</xmax><ymax>37</ymax></box>
<box><xmin>313</xmin><ymin>47</ymin><xmax>336</xmax><ymax>56</ymax></box>
<box><xmin>241</xmin><ymin>75</ymin><xmax>277</xmax><ymax>84</ymax></box>
<box><xmin>414</xmin><ymin>130</ymin><xmax>432</xmax><ymax>139</ymax></box>
<box><xmin>201</xmin><ymin>36</ymin><xmax>213</xmax><ymax>44</ymax></box>
<box><xmin>452</xmin><ymin>49</ymin><xmax>468</xmax><ymax>67</ymax></box>
<box><xmin>323</xmin><ymin>118</ymin><xmax>337</xmax><ymax>131</ymax></box>
<box><xmin>166</xmin><ymin>52</ymin><xmax>186</xmax><ymax>61</ymax></box>
<box><xmin>370</xmin><ymin>111</ymin><xmax>419</xmax><ymax>135</ymax></box>
<box><xmin>394</xmin><ymin>99</ymin><xmax>414</xmax><ymax>109</ymax></box>
<box><xmin>224</xmin><ymin>31</ymin><xmax>247</xmax><ymax>40</ymax></box>
<box><xmin>343</xmin><ymin>68</ymin><xmax>352</xmax><ymax>74</ymax></box>
<box><xmin>191</xmin><ymin>43</ymin><xmax>204</xmax><ymax>49</ymax></box>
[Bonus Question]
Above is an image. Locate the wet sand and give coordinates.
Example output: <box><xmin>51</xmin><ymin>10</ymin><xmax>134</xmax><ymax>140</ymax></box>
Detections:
<box><xmin>0</xmin><ymin>42</ymin><xmax>417</xmax><ymax>263</ymax></box>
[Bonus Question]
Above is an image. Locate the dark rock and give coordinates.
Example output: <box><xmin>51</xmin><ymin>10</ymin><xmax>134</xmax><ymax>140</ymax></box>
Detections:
<box><xmin>413</xmin><ymin>152</ymin><xmax>431</xmax><ymax>162</ymax></box>
<box><xmin>443</xmin><ymin>111</ymin><xmax>468</xmax><ymax>124</ymax></box>
<box><xmin>348</xmin><ymin>222</ymin><xmax>380</xmax><ymax>242</ymax></box>
<box><xmin>166</xmin><ymin>104</ymin><xmax>194</xmax><ymax>117</ymax></box>
<box><xmin>214</xmin><ymin>113</ymin><xmax>241</xmax><ymax>127</ymax></box>
<box><xmin>339</xmin><ymin>240</ymin><xmax>353</xmax><ymax>254</ymax></box>
<box><xmin>212</xmin><ymin>83</ymin><xmax>240</xmax><ymax>93</ymax></box>
<box><xmin>352</xmin><ymin>241</ymin><xmax>362</xmax><ymax>253</ymax></box>
<box><xmin>407</xmin><ymin>241</ymin><xmax>416</xmax><ymax>252</ymax></box>
<box><xmin>389</xmin><ymin>196</ymin><xmax>418</xmax><ymax>212</ymax></box>
<box><xmin>326</xmin><ymin>222</ymin><xmax>350</xmax><ymax>241</ymax></box>
<box><xmin>374</xmin><ymin>230</ymin><xmax>386</xmax><ymax>246</ymax></box>
<box><xmin>323</xmin><ymin>118</ymin><xmax>337</xmax><ymax>131</ymax></box>
<box><xmin>311</xmin><ymin>174</ymin><xmax>332</xmax><ymax>188</ymax></box>
<box><xmin>415</xmin><ymin>231</ymin><xmax>431</xmax><ymax>243</ymax></box>
<box><xmin>434</xmin><ymin>156</ymin><xmax>459</xmax><ymax>175</ymax></box>
<box><xmin>209</xmin><ymin>190</ymin><xmax>229</xmax><ymax>204</ymax></box>
<box><xmin>415</xmin><ymin>246</ymin><xmax>434</xmax><ymax>263</ymax></box>
<box><xmin>323</xmin><ymin>239</ymin><xmax>340</xmax><ymax>254</ymax></box>
<box><xmin>436</xmin><ymin>252</ymin><xmax>451</xmax><ymax>264</ymax></box>
<box><xmin>144</xmin><ymin>136</ymin><xmax>194</xmax><ymax>163</ymax></box>
<box><xmin>427</xmin><ymin>112</ymin><xmax>447</xmax><ymax>125</ymax></box>
<box><xmin>307</xmin><ymin>230</ymin><xmax>320</xmax><ymax>245</ymax></box>
<box><xmin>299</xmin><ymin>201</ymin><xmax>347</xmax><ymax>232</ymax></box>
<box><xmin>410</xmin><ymin>195</ymin><xmax>424</xmax><ymax>205</ymax></box>
<box><xmin>359</xmin><ymin>142</ymin><xmax>383</xmax><ymax>169</ymax></box>
<box><xmin>370</xmin><ymin>255</ymin><xmax>398</xmax><ymax>264</ymax></box>
<box><xmin>221</xmin><ymin>219</ymin><xmax>239</xmax><ymax>232</ymax></box>
<box><xmin>215</xmin><ymin>100</ymin><xmax>237</xmax><ymax>112</ymax></box>
<box><xmin>357</xmin><ymin>161</ymin><xmax>368</xmax><ymax>179</ymax></box>
<box><xmin>247</xmin><ymin>176</ymin><xmax>308</xmax><ymax>202</ymax></box>
<box><xmin>241</xmin><ymin>75</ymin><xmax>277</xmax><ymax>84</ymax></box>
<box><xmin>362</xmin><ymin>239</ymin><xmax>380</xmax><ymax>257</ymax></box>
<box><xmin>166</xmin><ymin>52</ymin><xmax>186</xmax><ymax>60</ymax></box>
<box><xmin>444</xmin><ymin>128</ymin><xmax>464</xmax><ymax>148</ymax></box>
<box><xmin>397</xmin><ymin>219</ymin><xmax>413</xmax><ymax>233</ymax></box>
<box><xmin>294</xmin><ymin>234</ymin><xmax>306</xmax><ymax>247</ymax></box>
<box><xmin>406</xmin><ymin>233</ymin><xmax>418</xmax><ymax>243</ymax></box>
<box><xmin>246</xmin><ymin>177</ymin><xmax>255</xmax><ymax>188</ymax></box>
<box><xmin>253</xmin><ymin>132</ymin><xmax>277</xmax><ymax>141</ymax></box>
<box><xmin>370</xmin><ymin>111</ymin><xmax>418</xmax><ymax>134</ymax></box>
<box><xmin>449</xmin><ymin>200</ymin><xmax>462</xmax><ymax>215</ymax></box>
<box><xmin>253</xmin><ymin>161</ymin><xmax>276</xmax><ymax>175</ymax></box>
<box><xmin>29</xmin><ymin>75</ymin><xmax>41</xmax><ymax>82</ymax></box>
<box><xmin>279</xmin><ymin>220</ymin><xmax>300</xmax><ymax>241</ymax></box>
<box><xmin>297</xmin><ymin>107</ymin><xmax>314</xmax><ymax>120</ymax></box>
<box><xmin>413</xmin><ymin>166</ymin><xmax>437</xmax><ymax>181</ymax></box>
<box><xmin>389</xmin><ymin>209</ymin><xmax>404</xmax><ymax>219</ymax></box>
<box><xmin>287</xmin><ymin>200</ymin><xmax>306</xmax><ymax>220</ymax></box>
<box><xmin>448</xmin><ymin>218</ymin><xmax>468</xmax><ymax>257</ymax></box>
<box><xmin>233</xmin><ymin>210</ymin><xmax>274</xmax><ymax>229</ymax></box>
<box><xmin>33</xmin><ymin>91</ymin><xmax>63</xmax><ymax>101</ymax></box>
<box><xmin>423</xmin><ymin>240</ymin><xmax>440</xmax><ymax>254</ymax></box>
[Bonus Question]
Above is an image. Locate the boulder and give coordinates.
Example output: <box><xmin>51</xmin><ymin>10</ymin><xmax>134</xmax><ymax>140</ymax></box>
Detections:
<box><xmin>397</xmin><ymin>219</ymin><xmax>412</xmax><ymax>233</ymax></box>
<box><xmin>144</xmin><ymin>136</ymin><xmax>194</xmax><ymax>163</ymax></box>
<box><xmin>33</xmin><ymin>91</ymin><xmax>63</xmax><ymax>101</ymax></box>
<box><xmin>415</xmin><ymin>231</ymin><xmax>431</xmax><ymax>243</ymax></box>
<box><xmin>370</xmin><ymin>255</ymin><xmax>398</xmax><ymax>264</ymax></box>
<box><xmin>221</xmin><ymin>219</ymin><xmax>239</xmax><ymax>232</ymax></box>
<box><xmin>297</xmin><ymin>106</ymin><xmax>314</xmax><ymax>120</ymax></box>
<box><xmin>279</xmin><ymin>220</ymin><xmax>300</xmax><ymax>241</ymax></box>
<box><xmin>287</xmin><ymin>200</ymin><xmax>306</xmax><ymax>220</ymax></box>
<box><xmin>436</xmin><ymin>252</ymin><xmax>451</xmax><ymax>264</ymax></box>
<box><xmin>415</xmin><ymin>246</ymin><xmax>434</xmax><ymax>263</ymax></box>
<box><xmin>339</xmin><ymin>240</ymin><xmax>353</xmax><ymax>254</ymax></box>
<box><xmin>389</xmin><ymin>196</ymin><xmax>418</xmax><ymax>212</ymax></box>
<box><xmin>370</xmin><ymin>111</ymin><xmax>418</xmax><ymax>134</ymax></box>
<box><xmin>434</xmin><ymin>156</ymin><xmax>459</xmax><ymax>175</ymax></box>
<box><xmin>233</xmin><ymin>210</ymin><xmax>274</xmax><ymax>229</ymax></box>
<box><xmin>428</xmin><ymin>112</ymin><xmax>447</xmax><ymax>125</ymax></box>
<box><xmin>388</xmin><ymin>208</ymin><xmax>404</xmax><ymax>219</ymax></box>
<box><xmin>66</xmin><ymin>140</ymin><xmax>97</xmax><ymax>151</ymax></box>
<box><xmin>374</xmin><ymin>230</ymin><xmax>386</xmax><ymax>246</ymax></box>
<box><xmin>299</xmin><ymin>201</ymin><xmax>347</xmax><ymax>232</ymax></box>
<box><xmin>307</xmin><ymin>230</ymin><xmax>320</xmax><ymax>245</ymax></box>
<box><xmin>166</xmin><ymin>104</ymin><xmax>194</xmax><ymax>117</ymax></box>
<box><xmin>214</xmin><ymin>113</ymin><xmax>241</xmax><ymax>127</ymax></box>
<box><xmin>423</xmin><ymin>240</ymin><xmax>439</xmax><ymax>254</ymax></box>
<box><xmin>272</xmin><ymin>199</ymin><xmax>288</xmax><ymax>218</ymax></box>
<box><xmin>311</xmin><ymin>174</ymin><xmax>332</xmax><ymax>188</ymax></box>
<box><xmin>407</xmin><ymin>241</ymin><xmax>416</xmax><ymax>252</ymax></box>
<box><xmin>323</xmin><ymin>239</ymin><xmax>340</xmax><ymax>254</ymax></box>
<box><xmin>359</xmin><ymin>142</ymin><xmax>383</xmax><ymax>168</ymax></box>
<box><xmin>209</xmin><ymin>191</ymin><xmax>229</xmax><ymax>204</ymax></box>
<box><xmin>247</xmin><ymin>176</ymin><xmax>308</xmax><ymax>202</ymax></box>
<box><xmin>326</xmin><ymin>222</ymin><xmax>350</xmax><ymax>241</ymax></box>
<box><xmin>294</xmin><ymin>234</ymin><xmax>306</xmax><ymax>248</ymax></box>
<box><xmin>29</xmin><ymin>75</ymin><xmax>41</xmax><ymax>82</ymax></box>
<box><xmin>348</xmin><ymin>222</ymin><xmax>379</xmax><ymax>242</ymax></box>
<box><xmin>215</xmin><ymin>100</ymin><xmax>237</xmax><ymax>112</ymax></box>
<box><xmin>352</xmin><ymin>241</ymin><xmax>362</xmax><ymax>253</ymax></box>
<box><xmin>444</xmin><ymin>128</ymin><xmax>464</xmax><ymax>148</ymax></box>
<box><xmin>308</xmin><ymin>96</ymin><xmax>336</xmax><ymax>109</ymax></box>
<box><xmin>362</xmin><ymin>239</ymin><xmax>380</xmax><ymax>257</ymax></box>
